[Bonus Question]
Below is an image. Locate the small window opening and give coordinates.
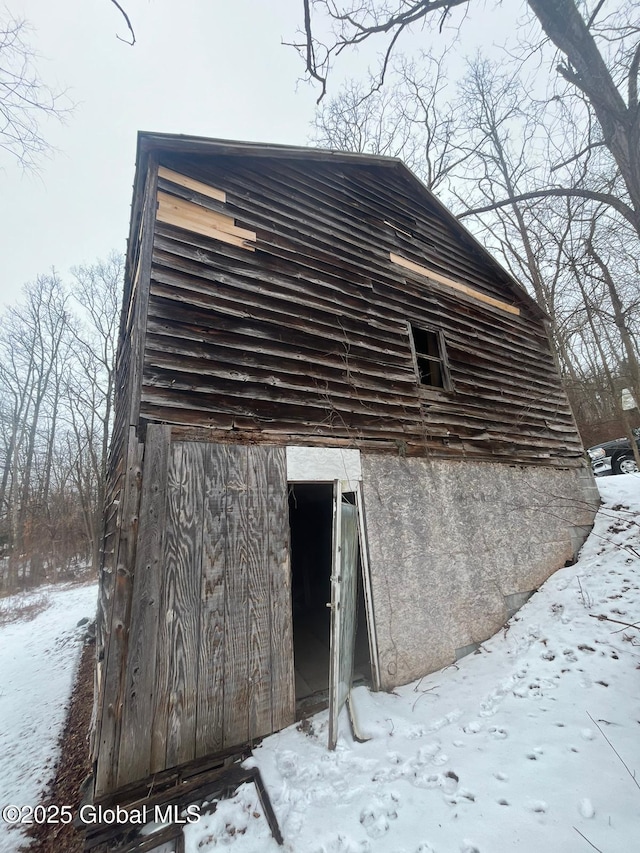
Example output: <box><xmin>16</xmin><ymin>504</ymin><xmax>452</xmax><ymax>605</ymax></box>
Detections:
<box><xmin>410</xmin><ymin>325</ymin><xmax>449</xmax><ymax>389</ymax></box>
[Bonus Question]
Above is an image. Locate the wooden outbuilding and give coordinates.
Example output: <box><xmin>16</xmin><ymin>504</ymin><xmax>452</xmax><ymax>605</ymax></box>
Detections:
<box><xmin>93</xmin><ymin>133</ymin><xmax>599</xmax><ymax>797</ymax></box>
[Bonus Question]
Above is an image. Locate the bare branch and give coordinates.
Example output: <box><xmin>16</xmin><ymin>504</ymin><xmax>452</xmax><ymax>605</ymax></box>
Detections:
<box><xmin>0</xmin><ymin>13</ymin><xmax>71</xmax><ymax>169</ymax></box>
<box><xmin>302</xmin><ymin>0</ymin><xmax>326</xmax><ymax>102</ymax></box>
<box><xmin>587</xmin><ymin>711</ymin><xmax>640</xmax><ymax>792</ymax></box>
<box><xmin>550</xmin><ymin>140</ymin><xmax>606</xmax><ymax>173</ymax></box>
<box><xmin>629</xmin><ymin>40</ymin><xmax>640</xmax><ymax>108</ymax></box>
<box><xmin>458</xmin><ymin>187</ymin><xmax>638</xmax><ymax>229</ymax></box>
<box><xmin>109</xmin><ymin>0</ymin><xmax>136</xmax><ymax>46</ymax></box>
<box><xmin>573</xmin><ymin>827</ymin><xmax>604</xmax><ymax>853</ymax></box>
<box><xmin>586</xmin><ymin>0</ymin><xmax>606</xmax><ymax>30</ymax></box>
<box><xmin>294</xmin><ymin>0</ymin><xmax>468</xmax><ymax>100</ymax></box>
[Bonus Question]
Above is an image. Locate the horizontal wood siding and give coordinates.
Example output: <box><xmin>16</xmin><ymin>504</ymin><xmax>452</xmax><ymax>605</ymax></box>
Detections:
<box><xmin>137</xmin><ymin>156</ymin><xmax>583</xmax><ymax>467</ymax></box>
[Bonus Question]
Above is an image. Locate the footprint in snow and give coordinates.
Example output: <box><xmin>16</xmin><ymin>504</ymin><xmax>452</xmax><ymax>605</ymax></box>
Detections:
<box><xmin>460</xmin><ymin>841</ymin><xmax>481</xmax><ymax>853</ymax></box>
<box><xmin>314</xmin><ymin>835</ymin><xmax>372</xmax><ymax>853</ymax></box>
<box><xmin>360</xmin><ymin>792</ymin><xmax>400</xmax><ymax>839</ymax></box>
<box><xmin>413</xmin><ymin>743</ymin><xmax>448</xmax><ymax>767</ymax></box>
<box><xmin>407</xmin><ymin>726</ymin><xmax>428</xmax><ymax>739</ymax></box>
<box><xmin>412</xmin><ymin>769</ymin><xmax>458</xmax><ymax>794</ymax></box>
<box><xmin>563</xmin><ymin>649</ymin><xmax>578</xmax><ymax>662</ymax></box>
<box><xmin>526</xmin><ymin>747</ymin><xmax>544</xmax><ymax>760</ymax></box>
<box><xmin>494</xmin><ymin>771</ymin><xmax>508</xmax><ymax>781</ymax></box>
<box><xmin>528</xmin><ymin>800</ymin><xmax>548</xmax><ymax>813</ymax></box>
<box><xmin>488</xmin><ymin>726</ymin><xmax>508</xmax><ymax>739</ymax></box>
<box><xmin>415</xmin><ymin>844</ymin><xmax>436</xmax><ymax>853</ymax></box>
<box><xmin>359</xmin><ymin>808</ymin><xmax>390</xmax><ymax>839</ymax></box>
<box><xmin>429</xmin><ymin>709</ymin><xmax>463</xmax><ymax>731</ymax></box>
<box><xmin>579</xmin><ymin>798</ymin><xmax>595</xmax><ymax>818</ymax></box>
<box><xmin>479</xmin><ymin>699</ymin><xmax>499</xmax><ymax>717</ymax></box>
<box><xmin>275</xmin><ymin>750</ymin><xmax>299</xmax><ymax>778</ymax></box>
<box><xmin>445</xmin><ymin>788</ymin><xmax>476</xmax><ymax>806</ymax></box>
<box><xmin>463</xmin><ymin>721</ymin><xmax>482</xmax><ymax>734</ymax></box>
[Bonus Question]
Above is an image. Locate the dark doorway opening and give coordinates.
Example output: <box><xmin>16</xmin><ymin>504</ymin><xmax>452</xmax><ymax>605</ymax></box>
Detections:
<box><xmin>288</xmin><ymin>483</ymin><xmax>371</xmax><ymax>716</ymax></box>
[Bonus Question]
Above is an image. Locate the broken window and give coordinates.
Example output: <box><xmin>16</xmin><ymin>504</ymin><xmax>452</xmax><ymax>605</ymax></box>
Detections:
<box><xmin>409</xmin><ymin>324</ymin><xmax>451</xmax><ymax>390</ymax></box>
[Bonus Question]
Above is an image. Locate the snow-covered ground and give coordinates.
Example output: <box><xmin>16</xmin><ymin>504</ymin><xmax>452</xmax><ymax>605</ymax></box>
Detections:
<box><xmin>1</xmin><ymin>475</ymin><xmax>638</xmax><ymax>853</ymax></box>
<box><xmin>187</xmin><ymin>474</ymin><xmax>640</xmax><ymax>853</ymax></box>
<box><xmin>0</xmin><ymin>580</ymin><xmax>98</xmax><ymax>853</ymax></box>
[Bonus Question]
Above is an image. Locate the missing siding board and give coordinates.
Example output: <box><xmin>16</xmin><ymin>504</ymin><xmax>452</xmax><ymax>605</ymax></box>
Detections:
<box><xmin>390</xmin><ymin>252</ymin><xmax>521</xmax><ymax>316</ymax></box>
<box><xmin>408</xmin><ymin>323</ymin><xmax>451</xmax><ymax>391</ymax></box>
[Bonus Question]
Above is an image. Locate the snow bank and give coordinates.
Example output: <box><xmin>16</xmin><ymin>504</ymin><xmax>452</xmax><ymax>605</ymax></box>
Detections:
<box><xmin>0</xmin><ymin>581</ymin><xmax>97</xmax><ymax>853</ymax></box>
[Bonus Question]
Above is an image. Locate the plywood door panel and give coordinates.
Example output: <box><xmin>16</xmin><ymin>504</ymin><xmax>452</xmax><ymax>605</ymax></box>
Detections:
<box><xmin>223</xmin><ymin>446</ymin><xmax>250</xmax><ymax>747</ymax></box>
<box><xmin>127</xmin><ymin>441</ymin><xmax>294</xmax><ymax>780</ymax></box>
<box><xmin>196</xmin><ymin>443</ymin><xmax>229</xmax><ymax>757</ymax></box>
<box><xmin>152</xmin><ymin>442</ymin><xmax>204</xmax><ymax>771</ymax></box>
<box><xmin>266</xmin><ymin>447</ymin><xmax>295</xmax><ymax>732</ymax></box>
<box><xmin>247</xmin><ymin>446</ymin><xmax>274</xmax><ymax>739</ymax></box>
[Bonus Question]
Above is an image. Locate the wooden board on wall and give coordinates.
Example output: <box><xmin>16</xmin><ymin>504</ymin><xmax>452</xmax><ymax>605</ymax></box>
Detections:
<box><xmin>117</xmin><ymin>424</ymin><xmax>171</xmax><ymax>787</ymax></box>
<box><xmin>266</xmin><ymin>446</ymin><xmax>295</xmax><ymax>732</ymax></box>
<box><xmin>247</xmin><ymin>445</ymin><xmax>274</xmax><ymax>740</ymax></box>
<box><xmin>222</xmin><ymin>445</ymin><xmax>250</xmax><ymax>747</ymax></box>
<box><xmin>153</xmin><ymin>441</ymin><xmax>205</xmax><ymax>771</ymax></box>
<box><xmin>94</xmin><ymin>429</ymin><xmax>144</xmax><ymax>797</ymax></box>
<box><xmin>110</xmin><ymin>441</ymin><xmax>295</xmax><ymax>792</ymax></box>
<box><xmin>196</xmin><ymin>443</ymin><xmax>229</xmax><ymax>757</ymax></box>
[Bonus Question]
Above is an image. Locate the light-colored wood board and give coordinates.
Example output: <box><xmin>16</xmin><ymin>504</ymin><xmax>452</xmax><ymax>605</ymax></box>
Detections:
<box><xmin>390</xmin><ymin>252</ymin><xmax>521</xmax><ymax>316</ymax></box>
<box><xmin>158</xmin><ymin>191</ymin><xmax>255</xmax><ymax>241</ymax></box>
<box><xmin>246</xmin><ymin>446</ymin><xmax>273</xmax><ymax>740</ymax></box>
<box><xmin>195</xmin><ymin>443</ymin><xmax>228</xmax><ymax>757</ymax></box>
<box><xmin>117</xmin><ymin>424</ymin><xmax>171</xmax><ymax>787</ymax></box>
<box><xmin>158</xmin><ymin>165</ymin><xmax>227</xmax><ymax>203</ymax></box>
<box><xmin>156</xmin><ymin>192</ymin><xmax>256</xmax><ymax>247</ymax></box>
<box><xmin>266</xmin><ymin>447</ymin><xmax>295</xmax><ymax>732</ymax></box>
<box><xmin>222</xmin><ymin>445</ymin><xmax>250</xmax><ymax>747</ymax></box>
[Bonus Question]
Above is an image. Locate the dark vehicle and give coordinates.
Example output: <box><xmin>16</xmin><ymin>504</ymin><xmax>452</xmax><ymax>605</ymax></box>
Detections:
<box><xmin>587</xmin><ymin>427</ymin><xmax>640</xmax><ymax>476</ymax></box>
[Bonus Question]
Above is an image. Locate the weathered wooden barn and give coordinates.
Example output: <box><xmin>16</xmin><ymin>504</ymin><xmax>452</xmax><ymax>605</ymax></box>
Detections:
<box><xmin>93</xmin><ymin>132</ymin><xmax>599</xmax><ymax>797</ymax></box>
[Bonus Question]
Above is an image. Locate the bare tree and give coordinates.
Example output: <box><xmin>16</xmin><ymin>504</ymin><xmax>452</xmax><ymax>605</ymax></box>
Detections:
<box><xmin>0</xmin><ymin>1</ymin><xmax>136</xmax><ymax>169</ymax></box>
<box><xmin>67</xmin><ymin>253</ymin><xmax>122</xmax><ymax>571</ymax></box>
<box><xmin>296</xmin><ymin>0</ymin><xmax>640</xmax><ymax>237</ymax></box>
<box><xmin>313</xmin><ymin>52</ymin><xmax>465</xmax><ymax>192</ymax></box>
<box><xmin>0</xmin><ymin>11</ymin><xmax>70</xmax><ymax>168</ymax></box>
<box><xmin>0</xmin><ymin>255</ymin><xmax>122</xmax><ymax>591</ymax></box>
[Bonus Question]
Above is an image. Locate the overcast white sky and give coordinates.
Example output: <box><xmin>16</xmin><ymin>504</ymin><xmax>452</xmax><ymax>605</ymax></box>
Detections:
<box><xmin>0</xmin><ymin>0</ymin><xmax>320</xmax><ymax>305</ymax></box>
<box><xmin>1</xmin><ymin>1</ymin><xmax>527</xmax><ymax>308</ymax></box>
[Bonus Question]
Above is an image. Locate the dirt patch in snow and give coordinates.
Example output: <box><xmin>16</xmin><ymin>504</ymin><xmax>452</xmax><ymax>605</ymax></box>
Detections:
<box><xmin>24</xmin><ymin>639</ymin><xmax>94</xmax><ymax>853</ymax></box>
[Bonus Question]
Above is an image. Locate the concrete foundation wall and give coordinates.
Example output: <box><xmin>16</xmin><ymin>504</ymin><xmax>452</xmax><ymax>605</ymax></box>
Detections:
<box><xmin>361</xmin><ymin>456</ymin><xmax>599</xmax><ymax>690</ymax></box>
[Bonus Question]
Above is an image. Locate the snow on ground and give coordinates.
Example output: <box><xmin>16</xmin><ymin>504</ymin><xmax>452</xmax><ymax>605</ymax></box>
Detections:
<box><xmin>1</xmin><ymin>475</ymin><xmax>639</xmax><ymax>853</ymax></box>
<box><xmin>0</xmin><ymin>580</ymin><xmax>97</xmax><ymax>853</ymax></box>
<box><xmin>185</xmin><ymin>474</ymin><xmax>640</xmax><ymax>853</ymax></box>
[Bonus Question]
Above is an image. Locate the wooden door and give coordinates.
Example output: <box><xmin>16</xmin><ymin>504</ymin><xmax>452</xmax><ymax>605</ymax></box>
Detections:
<box><xmin>328</xmin><ymin>482</ymin><xmax>360</xmax><ymax>749</ymax></box>
<box><xmin>115</xmin><ymin>441</ymin><xmax>295</xmax><ymax>791</ymax></box>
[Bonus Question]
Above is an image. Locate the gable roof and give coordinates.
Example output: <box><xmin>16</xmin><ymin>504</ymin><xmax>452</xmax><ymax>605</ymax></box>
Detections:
<box><xmin>128</xmin><ymin>131</ymin><xmax>545</xmax><ymax>320</ymax></box>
